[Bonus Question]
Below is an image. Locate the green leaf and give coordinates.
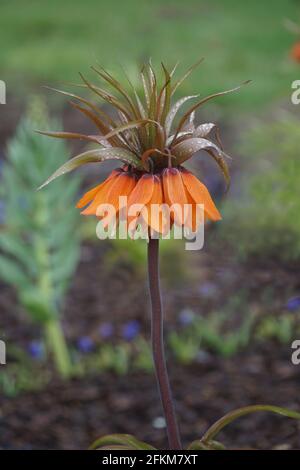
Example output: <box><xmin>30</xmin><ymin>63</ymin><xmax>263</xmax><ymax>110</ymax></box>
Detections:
<box><xmin>0</xmin><ymin>254</ymin><xmax>28</xmax><ymax>288</ymax></box>
<box><xmin>0</xmin><ymin>232</ymin><xmax>35</xmax><ymax>275</ymax></box>
<box><xmin>100</xmin><ymin>119</ymin><xmax>156</xmax><ymax>141</ymax></box>
<box><xmin>193</xmin><ymin>123</ymin><xmax>216</xmax><ymax>138</ymax></box>
<box><xmin>91</xmin><ymin>66</ymin><xmax>138</xmax><ymax>118</ymax></box>
<box><xmin>95</xmin><ymin>445</ymin><xmax>133</xmax><ymax>450</ymax></box>
<box><xmin>51</xmin><ymin>242</ymin><xmax>80</xmax><ymax>286</ymax></box>
<box><xmin>37</xmin><ymin>147</ymin><xmax>143</xmax><ymax>190</ymax></box>
<box><xmin>46</xmin><ymin>212</ymin><xmax>78</xmax><ymax>249</ymax></box>
<box><xmin>202</xmin><ymin>405</ymin><xmax>300</xmax><ymax>444</ymax></box>
<box><xmin>157</xmin><ymin>62</ymin><xmax>171</xmax><ymax>124</ymax></box>
<box><xmin>165</xmin><ymin>95</ymin><xmax>198</xmax><ymax>137</ymax></box>
<box><xmin>188</xmin><ymin>439</ymin><xmax>225</xmax><ymax>450</ymax></box>
<box><xmin>19</xmin><ymin>288</ymin><xmax>54</xmax><ymax>323</ymax></box>
<box><xmin>173</xmin><ymin>81</ymin><xmax>251</xmax><ymax>139</ymax></box>
<box><xmin>89</xmin><ymin>434</ymin><xmax>156</xmax><ymax>451</ymax></box>
<box><xmin>171</xmin><ymin>58</ymin><xmax>205</xmax><ymax>96</ymax></box>
<box><xmin>173</xmin><ymin>137</ymin><xmax>231</xmax><ymax>188</ymax></box>
<box><xmin>36</xmin><ymin>130</ymin><xmax>102</xmax><ymax>145</ymax></box>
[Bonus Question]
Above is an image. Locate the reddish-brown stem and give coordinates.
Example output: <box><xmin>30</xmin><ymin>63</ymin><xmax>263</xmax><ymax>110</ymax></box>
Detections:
<box><xmin>147</xmin><ymin>237</ymin><xmax>182</xmax><ymax>450</ymax></box>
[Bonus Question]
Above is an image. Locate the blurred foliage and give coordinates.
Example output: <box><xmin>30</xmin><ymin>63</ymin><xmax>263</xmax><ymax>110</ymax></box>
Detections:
<box><xmin>0</xmin><ymin>0</ymin><xmax>299</xmax><ymax>113</ymax></box>
<box><xmin>2</xmin><ymin>307</ymin><xmax>299</xmax><ymax>397</ymax></box>
<box><xmin>170</xmin><ymin>307</ymin><xmax>254</xmax><ymax>361</ymax></box>
<box><xmin>256</xmin><ymin>314</ymin><xmax>295</xmax><ymax>345</ymax></box>
<box><xmin>220</xmin><ymin>113</ymin><xmax>300</xmax><ymax>262</ymax></box>
<box><xmin>0</xmin><ymin>346</ymin><xmax>50</xmax><ymax>397</ymax></box>
<box><xmin>104</xmin><ymin>237</ymin><xmax>188</xmax><ymax>286</ymax></box>
<box><xmin>0</xmin><ymin>98</ymin><xmax>81</xmax><ymax>377</ymax></box>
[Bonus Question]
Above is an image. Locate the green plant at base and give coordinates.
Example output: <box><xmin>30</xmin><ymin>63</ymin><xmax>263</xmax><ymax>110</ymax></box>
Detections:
<box><xmin>168</xmin><ymin>330</ymin><xmax>200</xmax><ymax>364</ymax></box>
<box><xmin>256</xmin><ymin>314</ymin><xmax>295</xmax><ymax>344</ymax></box>
<box><xmin>90</xmin><ymin>405</ymin><xmax>300</xmax><ymax>450</ymax></box>
<box><xmin>170</xmin><ymin>303</ymin><xmax>254</xmax><ymax>362</ymax></box>
<box><xmin>0</xmin><ymin>98</ymin><xmax>81</xmax><ymax>378</ymax></box>
<box><xmin>0</xmin><ymin>346</ymin><xmax>50</xmax><ymax>397</ymax></box>
<box><xmin>195</xmin><ymin>311</ymin><xmax>254</xmax><ymax>358</ymax></box>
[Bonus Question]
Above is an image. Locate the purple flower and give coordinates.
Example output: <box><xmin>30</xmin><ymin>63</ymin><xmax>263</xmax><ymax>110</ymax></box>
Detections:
<box><xmin>122</xmin><ymin>320</ymin><xmax>140</xmax><ymax>341</ymax></box>
<box><xmin>27</xmin><ymin>340</ymin><xmax>45</xmax><ymax>360</ymax></box>
<box><xmin>99</xmin><ymin>322</ymin><xmax>114</xmax><ymax>339</ymax></box>
<box><xmin>77</xmin><ymin>336</ymin><xmax>94</xmax><ymax>353</ymax></box>
<box><xmin>286</xmin><ymin>296</ymin><xmax>300</xmax><ymax>312</ymax></box>
<box><xmin>198</xmin><ymin>281</ymin><xmax>217</xmax><ymax>298</ymax></box>
<box><xmin>178</xmin><ymin>308</ymin><xmax>195</xmax><ymax>326</ymax></box>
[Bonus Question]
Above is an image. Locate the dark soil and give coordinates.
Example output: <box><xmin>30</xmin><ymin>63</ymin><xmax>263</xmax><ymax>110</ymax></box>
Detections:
<box><xmin>1</xmin><ymin>344</ymin><xmax>300</xmax><ymax>450</ymax></box>
<box><xmin>1</xmin><ymin>241</ymin><xmax>300</xmax><ymax>450</ymax></box>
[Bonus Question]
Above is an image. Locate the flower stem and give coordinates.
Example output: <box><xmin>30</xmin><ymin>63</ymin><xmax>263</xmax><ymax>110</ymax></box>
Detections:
<box><xmin>147</xmin><ymin>237</ymin><xmax>182</xmax><ymax>450</ymax></box>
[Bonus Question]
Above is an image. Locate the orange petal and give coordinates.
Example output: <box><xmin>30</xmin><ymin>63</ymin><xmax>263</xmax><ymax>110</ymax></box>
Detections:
<box><xmin>105</xmin><ymin>172</ymin><xmax>137</xmax><ymax>213</ymax></box>
<box><xmin>180</xmin><ymin>167</ymin><xmax>222</xmax><ymax>222</ymax></box>
<box><xmin>184</xmin><ymin>190</ymin><xmax>205</xmax><ymax>232</ymax></box>
<box><xmin>101</xmin><ymin>172</ymin><xmax>137</xmax><ymax>229</ymax></box>
<box><xmin>77</xmin><ymin>168</ymin><xmax>122</xmax><ymax>211</ymax></box>
<box><xmin>81</xmin><ymin>172</ymin><xmax>121</xmax><ymax>216</ymax></box>
<box><xmin>162</xmin><ymin>168</ymin><xmax>188</xmax><ymax>226</ymax></box>
<box><xmin>127</xmin><ymin>174</ymin><xmax>154</xmax><ymax>225</ymax></box>
<box><xmin>127</xmin><ymin>174</ymin><xmax>154</xmax><ymax>207</ymax></box>
<box><xmin>76</xmin><ymin>183</ymin><xmax>103</xmax><ymax>209</ymax></box>
<box><xmin>143</xmin><ymin>175</ymin><xmax>168</xmax><ymax>234</ymax></box>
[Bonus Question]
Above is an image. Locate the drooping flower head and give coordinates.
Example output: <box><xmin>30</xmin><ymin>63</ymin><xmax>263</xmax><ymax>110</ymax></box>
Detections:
<box><xmin>38</xmin><ymin>61</ymin><xmax>248</xmax><ymax>236</ymax></box>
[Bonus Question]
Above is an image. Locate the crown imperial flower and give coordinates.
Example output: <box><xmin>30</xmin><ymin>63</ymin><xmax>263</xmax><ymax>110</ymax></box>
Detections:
<box><xmin>38</xmin><ymin>61</ymin><xmax>248</xmax><ymax>234</ymax></box>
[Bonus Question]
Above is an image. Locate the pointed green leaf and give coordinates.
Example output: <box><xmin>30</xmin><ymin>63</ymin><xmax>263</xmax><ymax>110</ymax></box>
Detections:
<box><xmin>101</xmin><ymin>119</ymin><xmax>155</xmax><ymax>141</ymax></box>
<box><xmin>0</xmin><ymin>233</ymin><xmax>34</xmax><ymax>273</ymax></box>
<box><xmin>173</xmin><ymin>81</ymin><xmax>251</xmax><ymax>141</ymax></box>
<box><xmin>194</xmin><ymin>123</ymin><xmax>224</xmax><ymax>150</ymax></box>
<box><xmin>205</xmin><ymin>148</ymin><xmax>231</xmax><ymax>190</ymax></box>
<box><xmin>89</xmin><ymin>434</ymin><xmax>156</xmax><ymax>450</ymax></box>
<box><xmin>38</xmin><ymin>148</ymin><xmax>143</xmax><ymax>190</ymax></box>
<box><xmin>173</xmin><ymin>137</ymin><xmax>225</xmax><ymax>162</ymax></box>
<box><xmin>188</xmin><ymin>439</ymin><xmax>225</xmax><ymax>450</ymax></box>
<box><xmin>79</xmin><ymin>72</ymin><xmax>132</xmax><ymax>121</ymax></box>
<box><xmin>91</xmin><ymin>66</ymin><xmax>138</xmax><ymax>118</ymax></box>
<box><xmin>0</xmin><ymin>254</ymin><xmax>28</xmax><ymax>288</ymax></box>
<box><xmin>36</xmin><ymin>130</ymin><xmax>104</xmax><ymax>145</ymax></box>
<box><xmin>193</xmin><ymin>123</ymin><xmax>216</xmax><ymax>138</ymax></box>
<box><xmin>44</xmin><ymin>86</ymin><xmax>116</xmax><ymax>129</ymax></box>
<box><xmin>165</xmin><ymin>95</ymin><xmax>198</xmax><ymax>137</ymax></box>
<box><xmin>202</xmin><ymin>405</ymin><xmax>300</xmax><ymax>444</ymax></box>
<box><xmin>157</xmin><ymin>63</ymin><xmax>171</xmax><ymax>124</ymax></box>
<box><xmin>171</xmin><ymin>58</ymin><xmax>205</xmax><ymax>96</ymax></box>
<box><xmin>173</xmin><ymin>137</ymin><xmax>231</xmax><ymax>188</ymax></box>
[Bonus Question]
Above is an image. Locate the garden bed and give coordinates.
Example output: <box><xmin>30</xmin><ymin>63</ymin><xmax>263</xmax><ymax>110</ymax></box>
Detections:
<box><xmin>1</xmin><ymin>242</ymin><xmax>300</xmax><ymax>450</ymax></box>
<box><xmin>1</xmin><ymin>343</ymin><xmax>300</xmax><ymax>450</ymax></box>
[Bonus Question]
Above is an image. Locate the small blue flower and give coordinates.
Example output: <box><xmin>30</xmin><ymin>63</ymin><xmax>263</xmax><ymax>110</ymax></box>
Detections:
<box><xmin>122</xmin><ymin>320</ymin><xmax>140</xmax><ymax>341</ymax></box>
<box><xmin>198</xmin><ymin>281</ymin><xmax>217</xmax><ymax>298</ymax></box>
<box><xmin>178</xmin><ymin>308</ymin><xmax>195</xmax><ymax>326</ymax></box>
<box><xmin>286</xmin><ymin>296</ymin><xmax>300</xmax><ymax>312</ymax></box>
<box><xmin>77</xmin><ymin>336</ymin><xmax>94</xmax><ymax>353</ymax></box>
<box><xmin>27</xmin><ymin>340</ymin><xmax>45</xmax><ymax>360</ymax></box>
<box><xmin>99</xmin><ymin>322</ymin><xmax>114</xmax><ymax>339</ymax></box>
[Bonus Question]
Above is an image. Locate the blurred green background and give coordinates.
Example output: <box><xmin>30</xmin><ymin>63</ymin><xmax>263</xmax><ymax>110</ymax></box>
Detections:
<box><xmin>0</xmin><ymin>0</ymin><xmax>299</xmax><ymax>111</ymax></box>
<box><xmin>1</xmin><ymin>0</ymin><xmax>300</xmax><ymax>451</ymax></box>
